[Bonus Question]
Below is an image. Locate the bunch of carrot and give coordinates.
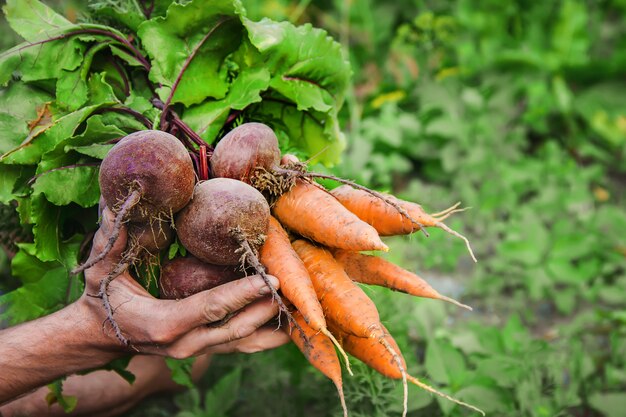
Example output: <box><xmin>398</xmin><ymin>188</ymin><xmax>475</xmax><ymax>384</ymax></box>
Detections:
<box><xmin>258</xmin><ymin>176</ymin><xmax>484</xmax><ymax>416</ymax></box>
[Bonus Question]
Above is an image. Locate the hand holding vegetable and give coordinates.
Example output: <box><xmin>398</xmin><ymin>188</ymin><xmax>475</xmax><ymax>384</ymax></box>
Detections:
<box><xmin>0</xmin><ymin>207</ymin><xmax>288</xmax><ymax>404</ymax></box>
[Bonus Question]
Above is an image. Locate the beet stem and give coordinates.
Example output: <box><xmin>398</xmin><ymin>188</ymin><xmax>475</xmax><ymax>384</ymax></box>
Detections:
<box><xmin>199</xmin><ymin>145</ymin><xmax>209</xmax><ymax>181</ymax></box>
<box><xmin>71</xmin><ymin>189</ymin><xmax>142</xmax><ymax>275</ymax></box>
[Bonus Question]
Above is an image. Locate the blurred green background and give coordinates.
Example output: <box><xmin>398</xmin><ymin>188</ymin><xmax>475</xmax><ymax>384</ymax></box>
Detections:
<box><xmin>2</xmin><ymin>0</ymin><xmax>625</xmax><ymax>416</ymax></box>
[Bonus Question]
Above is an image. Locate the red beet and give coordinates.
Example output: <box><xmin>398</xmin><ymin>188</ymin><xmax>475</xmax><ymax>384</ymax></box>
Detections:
<box><xmin>128</xmin><ymin>220</ymin><xmax>174</xmax><ymax>255</ymax></box>
<box><xmin>175</xmin><ymin>178</ymin><xmax>270</xmax><ymax>265</ymax></box>
<box><xmin>211</xmin><ymin>123</ymin><xmax>281</xmax><ymax>183</ymax></box>
<box><xmin>99</xmin><ymin>130</ymin><xmax>195</xmax><ymax>222</ymax></box>
<box><xmin>159</xmin><ymin>255</ymin><xmax>245</xmax><ymax>299</ymax></box>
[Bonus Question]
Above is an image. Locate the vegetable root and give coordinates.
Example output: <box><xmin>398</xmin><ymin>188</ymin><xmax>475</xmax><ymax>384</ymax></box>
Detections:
<box><xmin>274</xmin><ymin>180</ymin><xmax>389</xmax><ymax>252</ymax></box>
<box><xmin>288</xmin><ymin>311</ymin><xmax>348</xmax><ymax>417</ymax></box>
<box><xmin>72</xmin><ymin>189</ymin><xmax>141</xmax><ymax>275</ymax></box>
<box><xmin>330</xmin><ymin>185</ymin><xmax>477</xmax><ymax>262</ymax></box>
<box><xmin>333</xmin><ymin>249</ymin><xmax>472</xmax><ymax>310</ymax></box>
<box><xmin>260</xmin><ymin>217</ymin><xmax>351</xmax><ymax>373</ymax></box>
<box><xmin>231</xmin><ymin>227</ymin><xmax>308</xmax><ymax>345</ymax></box>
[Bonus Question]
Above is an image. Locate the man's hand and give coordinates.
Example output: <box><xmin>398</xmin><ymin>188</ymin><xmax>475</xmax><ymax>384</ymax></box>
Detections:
<box><xmin>80</xmin><ymin>206</ymin><xmax>288</xmax><ymax>357</ymax></box>
<box><xmin>0</xmin><ymin>206</ymin><xmax>288</xmax><ymax>404</ymax></box>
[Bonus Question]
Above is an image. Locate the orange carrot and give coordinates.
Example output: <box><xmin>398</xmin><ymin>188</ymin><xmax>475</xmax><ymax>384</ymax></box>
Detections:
<box><xmin>260</xmin><ymin>216</ymin><xmax>351</xmax><ymax>374</ymax></box>
<box><xmin>288</xmin><ymin>310</ymin><xmax>348</xmax><ymax>417</ymax></box>
<box><xmin>330</xmin><ymin>185</ymin><xmax>476</xmax><ymax>262</ymax></box>
<box><xmin>273</xmin><ymin>180</ymin><xmax>388</xmax><ymax>252</ymax></box>
<box><xmin>293</xmin><ymin>239</ymin><xmax>409</xmax><ymax>416</ymax></box>
<box><xmin>332</xmin><ymin>249</ymin><xmax>472</xmax><ymax>311</ymax></box>
<box><xmin>292</xmin><ymin>239</ymin><xmax>386</xmax><ymax>339</ymax></box>
<box><xmin>329</xmin><ymin>322</ymin><xmax>485</xmax><ymax>416</ymax></box>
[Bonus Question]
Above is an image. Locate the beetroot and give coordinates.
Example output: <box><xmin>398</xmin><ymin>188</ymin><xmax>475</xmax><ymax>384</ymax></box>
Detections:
<box><xmin>175</xmin><ymin>178</ymin><xmax>270</xmax><ymax>265</ymax></box>
<box><xmin>74</xmin><ymin>130</ymin><xmax>195</xmax><ymax>276</ymax></box>
<box><xmin>211</xmin><ymin>123</ymin><xmax>281</xmax><ymax>184</ymax></box>
<box><xmin>128</xmin><ymin>220</ymin><xmax>174</xmax><ymax>255</ymax></box>
<box><xmin>99</xmin><ymin>130</ymin><xmax>195</xmax><ymax>222</ymax></box>
<box><xmin>159</xmin><ymin>255</ymin><xmax>244</xmax><ymax>299</ymax></box>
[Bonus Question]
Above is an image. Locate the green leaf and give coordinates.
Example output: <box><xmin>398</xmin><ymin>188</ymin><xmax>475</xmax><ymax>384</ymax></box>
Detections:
<box><xmin>0</xmin><ymin>82</ymin><xmax>55</xmax><ymax>155</ymax></box>
<box><xmin>56</xmin><ymin>42</ymin><xmax>113</xmax><ymax>111</ymax></box>
<box><xmin>137</xmin><ymin>0</ymin><xmax>244</xmax><ymax>106</ymax></box>
<box><xmin>248</xmin><ymin>100</ymin><xmax>345</xmax><ymax>165</ymax></box>
<box><xmin>100</xmin><ymin>357</ymin><xmax>135</xmax><ymax>384</ymax></box>
<box><xmin>3</xmin><ymin>0</ymin><xmax>72</xmax><ymax>42</ymax></box>
<box><xmin>165</xmin><ymin>357</ymin><xmax>196</xmax><ymax>389</ymax></box>
<box><xmin>46</xmin><ymin>379</ymin><xmax>78</xmax><ymax>413</ymax></box>
<box><xmin>183</xmin><ymin>66</ymin><xmax>270</xmax><ymax>142</ymax></box>
<box><xmin>11</xmin><ymin>243</ymin><xmax>54</xmax><ymax>283</ymax></box>
<box><xmin>243</xmin><ymin>18</ymin><xmax>351</xmax><ymax>112</ymax></box>
<box><xmin>32</xmin><ymin>165</ymin><xmax>100</xmax><ymax>208</ymax></box>
<box><xmin>589</xmin><ymin>392</ymin><xmax>626</xmax><ymax>417</ymax></box>
<box><xmin>66</xmin><ymin>143</ymin><xmax>113</xmax><ymax>159</ymax></box>
<box><xmin>0</xmin><ymin>32</ymin><xmax>86</xmax><ymax>86</ymax></box>
<box><xmin>424</xmin><ymin>338</ymin><xmax>466</xmax><ymax>385</ymax></box>
<box><xmin>0</xmin><ymin>264</ymin><xmax>68</xmax><ymax>324</ymax></box>
<box><xmin>88</xmin><ymin>0</ymin><xmax>146</xmax><ymax>32</ymax></box>
<box><xmin>0</xmin><ymin>164</ymin><xmax>23</xmax><ymax>203</ymax></box>
<box><xmin>30</xmin><ymin>195</ymin><xmax>62</xmax><ymax>262</ymax></box>
<box><xmin>454</xmin><ymin>384</ymin><xmax>510</xmax><ymax>414</ymax></box>
<box><xmin>1</xmin><ymin>104</ymin><xmax>105</xmax><ymax>165</ymax></box>
<box><xmin>204</xmin><ymin>367</ymin><xmax>242</xmax><ymax>415</ymax></box>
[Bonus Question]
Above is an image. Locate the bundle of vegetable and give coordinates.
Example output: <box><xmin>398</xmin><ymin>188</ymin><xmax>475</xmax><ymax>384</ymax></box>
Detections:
<box><xmin>0</xmin><ymin>0</ymin><xmax>482</xmax><ymax>414</ymax></box>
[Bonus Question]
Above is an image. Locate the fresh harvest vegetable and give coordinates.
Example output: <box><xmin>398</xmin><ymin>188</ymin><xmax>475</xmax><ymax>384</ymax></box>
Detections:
<box><xmin>159</xmin><ymin>255</ymin><xmax>244</xmax><ymax>299</ymax></box>
<box><xmin>72</xmin><ymin>130</ymin><xmax>195</xmax><ymax>274</ymax></box>
<box><xmin>175</xmin><ymin>178</ymin><xmax>270</xmax><ymax>266</ymax></box>
<box><xmin>274</xmin><ymin>180</ymin><xmax>389</xmax><ymax>252</ymax></box>
<box><xmin>175</xmin><ymin>177</ymin><xmax>297</xmax><ymax>330</ymax></box>
<box><xmin>260</xmin><ymin>216</ymin><xmax>351</xmax><ymax>372</ymax></box>
<box><xmin>331</xmin><ymin>185</ymin><xmax>477</xmax><ymax>262</ymax></box>
<box><xmin>288</xmin><ymin>310</ymin><xmax>348</xmax><ymax>417</ymax></box>
<box><xmin>332</xmin><ymin>249</ymin><xmax>472</xmax><ymax>310</ymax></box>
<box><xmin>99</xmin><ymin>130</ymin><xmax>195</xmax><ymax>222</ymax></box>
<box><xmin>329</xmin><ymin>323</ymin><xmax>486</xmax><ymax>416</ymax></box>
<box><xmin>211</xmin><ymin>123</ymin><xmax>281</xmax><ymax>183</ymax></box>
<box><xmin>0</xmin><ymin>0</ymin><xmax>482</xmax><ymax>414</ymax></box>
<box><xmin>128</xmin><ymin>219</ymin><xmax>174</xmax><ymax>255</ymax></box>
<box><xmin>292</xmin><ymin>239</ymin><xmax>387</xmax><ymax>338</ymax></box>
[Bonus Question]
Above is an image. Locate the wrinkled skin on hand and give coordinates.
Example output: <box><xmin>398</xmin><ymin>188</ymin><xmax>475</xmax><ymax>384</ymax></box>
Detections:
<box><xmin>81</xmin><ymin>207</ymin><xmax>289</xmax><ymax>357</ymax></box>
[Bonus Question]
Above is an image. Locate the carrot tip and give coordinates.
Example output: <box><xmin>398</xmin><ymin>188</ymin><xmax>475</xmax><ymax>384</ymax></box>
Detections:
<box><xmin>439</xmin><ymin>295</ymin><xmax>473</xmax><ymax>311</ymax></box>
<box><xmin>430</xmin><ymin>201</ymin><xmax>462</xmax><ymax>217</ymax></box>
<box><xmin>322</xmin><ymin>328</ymin><xmax>353</xmax><ymax>377</ymax></box>
<box><xmin>435</xmin><ymin>222</ymin><xmax>477</xmax><ymax>263</ymax></box>
<box><xmin>406</xmin><ymin>375</ymin><xmax>485</xmax><ymax>416</ymax></box>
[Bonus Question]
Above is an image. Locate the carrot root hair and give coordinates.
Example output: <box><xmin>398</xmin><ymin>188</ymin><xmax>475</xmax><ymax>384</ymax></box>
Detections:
<box><xmin>379</xmin><ymin>337</ymin><xmax>408</xmax><ymax>417</ymax></box>
<box><xmin>438</xmin><ymin>295</ymin><xmax>473</xmax><ymax>311</ymax></box>
<box><xmin>435</xmin><ymin>221</ymin><xmax>477</xmax><ymax>263</ymax></box>
<box><xmin>333</xmin><ymin>380</ymin><xmax>349</xmax><ymax>417</ymax></box>
<box><xmin>406</xmin><ymin>375</ymin><xmax>485</xmax><ymax>416</ymax></box>
<box><xmin>321</xmin><ymin>328</ymin><xmax>353</xmax><ymax>376</ymax></box>
<box><xmin>433</xmin><ymin>207</ymin><xmax>470</xmax><ymax>222</ymax></box>
<box><xmin>430</xmin><ymin>202</ymin><xmax>462</xmax><ymax>217</ymax></box>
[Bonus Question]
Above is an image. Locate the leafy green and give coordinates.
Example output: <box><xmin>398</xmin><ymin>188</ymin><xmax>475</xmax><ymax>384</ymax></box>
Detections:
<box><xmin>166</xmin><ymin>357</ymin><xmax>197</xmax><ymax>389</ymax></box>
<box><xmin>32</xmin><ymin>165</ymin><xmax>100</xmax><ymax>207</ymax></box>
<box><xmin>3</xmin><ymin>0</ymin><xmax>73</xmax><ymax>42</ymax></box>
<box><xmin>137</xmin><ymin>0</ymin><xmax>244</xmax><ymax>106</ymax></box>
<box><xmin>183</xmin><ymin>66</ymin><xmax>270</xmax><ymax>142</ymax></box>
<box><xmin>46</xmin><ymin>379</ymin><xmax>78</xmax><ymax>413</ymax></box>
<box><xmin>243</xmin><ymin>18</ymin><xmax>350</xmax><ymax>112</ymax></box>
